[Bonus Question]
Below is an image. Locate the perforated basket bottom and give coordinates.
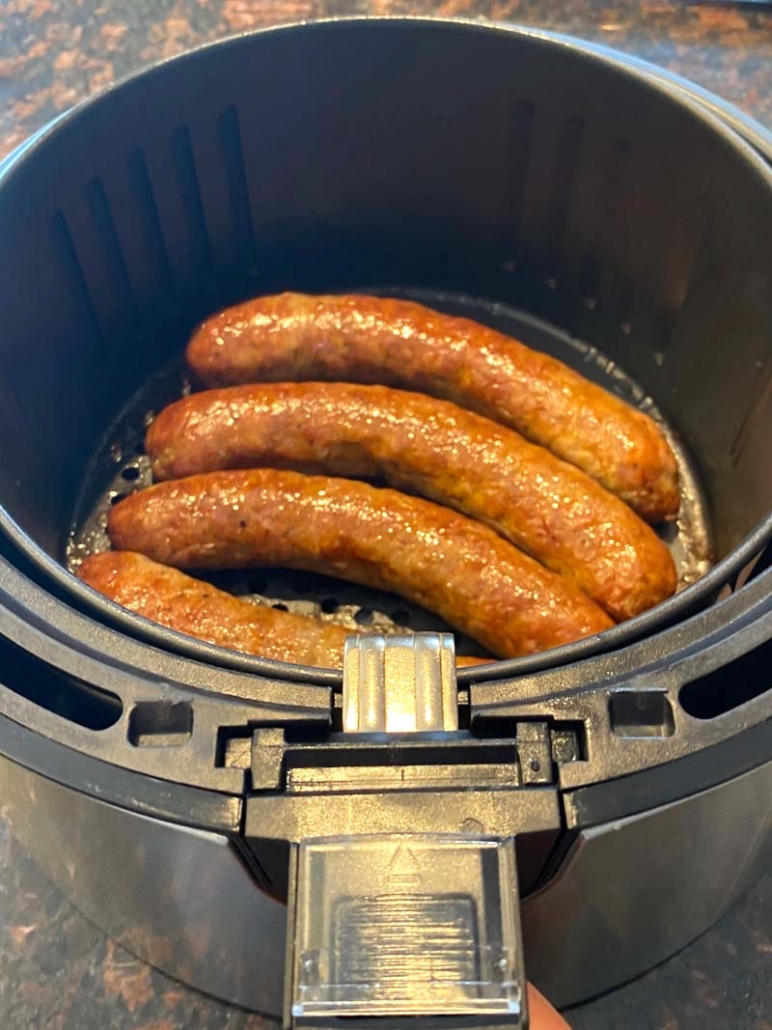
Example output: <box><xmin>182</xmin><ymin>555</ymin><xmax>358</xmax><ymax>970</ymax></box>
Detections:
<box><xmin>65</xmin><ymin>289</ymin><xmax>713</xmax><ymax>661</ymax></box>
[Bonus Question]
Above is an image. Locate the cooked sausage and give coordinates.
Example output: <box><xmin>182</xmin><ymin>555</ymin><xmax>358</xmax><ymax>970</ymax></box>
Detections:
<box><xmin>77</xmin><ymin>550</ymin><xmax>349</xmax><ymax>666</ymax></box>
<box><xmin>77</xmin><ymin>551</ymin><xmax>486</xmax><ymax>668</ymax></box>
<box><xmin>107</xmin><ymin>470</ymin><xmax>614</xmax><ymax>659</ymax></box>
<box><xmin>147</xmin><ymin>383</ymin><xmax>676</xmax><ymax>621</ymax></box>
<box><xmin>185</xmin><ymin>293</ymin><xmax>679</xmax><ymax>522</ymax></box>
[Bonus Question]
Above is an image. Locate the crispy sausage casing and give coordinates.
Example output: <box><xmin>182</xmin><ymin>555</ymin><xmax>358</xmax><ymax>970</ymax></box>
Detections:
<box><xmin>186</xmin><ymin>293</ymin><xmax>679</xmax><ymax>522</ymax></box>
<box><xmin>107</xmin><ymin>469</ymin><xmax>614</xmax><ymax>659</ymax></box>
<box><xmin>78</xmin><ymin>551</ymin><xmax>486</xmax><ymax>668</ymax></box>
<box><xmin>147</xmin><ymin>383</ymin><xmax>676</xmax><ymax>621</ymax></box>
<box><xmin>77</xmin><ymin>551</ymin><xmax>349</xmax><ymax>667</ymax></box>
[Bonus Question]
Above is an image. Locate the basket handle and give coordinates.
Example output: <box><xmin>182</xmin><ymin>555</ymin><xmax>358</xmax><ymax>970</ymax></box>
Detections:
<box><xmin>284</xmin><ymin>634</ymin><xmax>529</xmax><ymax>1029</ymax></box>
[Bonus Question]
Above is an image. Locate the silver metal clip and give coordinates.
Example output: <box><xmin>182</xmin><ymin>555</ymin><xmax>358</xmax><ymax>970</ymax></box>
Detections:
<box><xmin>342</xmin><ymin>632</ymin><xmax>458</xmax><ymax>734</ymax></box>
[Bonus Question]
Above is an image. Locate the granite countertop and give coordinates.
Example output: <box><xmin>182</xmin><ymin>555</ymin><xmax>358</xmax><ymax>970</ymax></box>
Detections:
<box><xmin>1</xmin><ymin>1</ymin><xmax>771</xmax><ymax>1028</ymax></box>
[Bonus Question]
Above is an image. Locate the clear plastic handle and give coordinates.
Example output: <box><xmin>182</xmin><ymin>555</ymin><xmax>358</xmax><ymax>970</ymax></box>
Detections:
<box><xmin>284</xmin><ymin>635</ymin><xmax>528</xmax><ymax>1029</ymax></box>
<box><xmin>286</xmin><ymin>832</ymin><xmax>526</xmax><ymax>1028</ymax></box>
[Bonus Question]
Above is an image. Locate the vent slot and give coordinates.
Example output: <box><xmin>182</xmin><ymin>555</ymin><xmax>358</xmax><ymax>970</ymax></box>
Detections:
<box><xmin>128</xmin><ymin>701</ymin><xmax>193</xmax><ymax>747</ymax></box>
<box><xmin>85</xmin><ymin>175</ymin><xmax>139</xmax><ymax>333</ymax></box>
<box><xmin>545</xmin><ymin>114</ymin><xmax>585</xmax><ymax>281</ymax></box>
<box><xmin>218</xmin><ymin>106</ymin><xmax>258</xmax><ymax>271</ymax></box>
<box><xmin>0</xmin><ymin>636</ymin><xmax>121</xmax><ymax>730</ymax></box>
<box><xmin>609</xmin><ymin>690</ymin><xmax>675</xmax><ymax>739</ymax></box>
<box><xmin>171</xmin><ymin>124</ymin><xmax>216</xmax><ymax>291</ymax></box>
<box><xmin>505</xmin><ymin>100</ymin><xmax>535</xmax><ymax>258</ymax></box>
<box><xmin>50</xmin><ymin>210</ymin><xmax>104</xmax><ymax>351</ymax></box>
<box><xmin>597</xmin><ymin>138</ymin><xmax>634</xmax><ymax>327</ymax></box>
<box><xmin>680</xmin><ymin>639</ymin><xmax>772</xmax><ymax>720</ymax></box>
<box><xmin>127</xmin><ymin>147</ymin><xmax>179</xmax><ymax>313</ymax></box>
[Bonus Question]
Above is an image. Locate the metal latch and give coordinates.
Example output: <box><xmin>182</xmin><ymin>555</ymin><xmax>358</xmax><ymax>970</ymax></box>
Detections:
<box><xmin>285</xmin><ymin>634</ymin><xmax>528</xmax><ymax>1029</ymax></box>
<box><xmin>342</xmin><ymin>632</ymin><xmax>458</xmax><ymax>733</ymax></box>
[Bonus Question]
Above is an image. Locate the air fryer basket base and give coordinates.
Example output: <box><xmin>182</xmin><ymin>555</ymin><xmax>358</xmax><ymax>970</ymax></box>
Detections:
<box><xmin>2</xmin><ymin>711</ymin><xmax>772</xmax><ymax>1016</ymax></box>
<box><xmin>65</xmin><ymin>288</ymin><xmax>713</xmax><ymax>662</ymax></box>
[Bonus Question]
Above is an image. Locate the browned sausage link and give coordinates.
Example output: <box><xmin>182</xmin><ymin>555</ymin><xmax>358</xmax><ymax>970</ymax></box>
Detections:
<box><xmin>186</xmin><ymin>293</ymin><xmax>679</xmax><ymax>522</ymax></box>
<box><xmin>77</xmin><ymin>551</ymin><xmax>349</xmax><ymax>667</ymax></box>
<box><xmin>147</xmin><ymin>383</ymin><xmax>677</xmax><ymax>621</ymax></box>
<box><xmin>77</xmin><ymin>551</ymin><xmax>487</xmax><ymax>668</ymax></box>
<box><xmin>107</xmin><ymin>470</ymin><xmax>614</xmax><ymax>659</ymax></box>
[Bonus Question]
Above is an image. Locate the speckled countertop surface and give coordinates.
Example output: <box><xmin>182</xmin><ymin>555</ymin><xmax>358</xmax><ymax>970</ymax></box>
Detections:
<box><xmin>1</xmin><ymin>0</ymin><xmax>772</xmax><ymax>164</ymax></box>
<box><xmin>1</xmin><ymin>1</ymin><xmax>772</xmax><ymax>1028</ymax></box>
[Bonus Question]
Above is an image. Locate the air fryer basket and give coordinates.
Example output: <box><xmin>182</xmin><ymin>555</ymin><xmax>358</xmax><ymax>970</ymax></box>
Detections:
<box><xmin>2</xmin><ymin>20</ymin><xmax>772</xmax><ymax>1021</ymax></box>
<box><xmin>1</xmin><ymin>19</ymin><xmax>772</xmax><ymax>683</ymax></box>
